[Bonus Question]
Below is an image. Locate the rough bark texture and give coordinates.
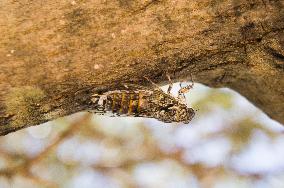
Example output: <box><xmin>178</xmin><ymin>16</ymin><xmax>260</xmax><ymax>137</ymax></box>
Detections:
<box><xmin>0</xmin><ymin>0</ymin><xmax>283</xmax><ymax>135</ymax></box>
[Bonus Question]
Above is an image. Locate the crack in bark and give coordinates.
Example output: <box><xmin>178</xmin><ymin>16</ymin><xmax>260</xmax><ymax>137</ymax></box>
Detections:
<box><xmin>132</xmin><ymin>0</ymin><xmax>161</xmax><ymax>14</ymax></box>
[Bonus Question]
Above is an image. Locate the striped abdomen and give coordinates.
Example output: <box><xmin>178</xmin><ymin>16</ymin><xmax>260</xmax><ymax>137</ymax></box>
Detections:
<box><xmin>92</xmin><ymin>90</ymin><xmax>152</xmax><ymax>116</ymax></box>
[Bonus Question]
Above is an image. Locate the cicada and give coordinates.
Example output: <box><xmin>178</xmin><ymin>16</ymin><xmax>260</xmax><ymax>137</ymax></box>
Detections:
<box><xmin>90</xmin><ymin>75</ymin><xmax>195</xmax><ymax>123</ymax></box>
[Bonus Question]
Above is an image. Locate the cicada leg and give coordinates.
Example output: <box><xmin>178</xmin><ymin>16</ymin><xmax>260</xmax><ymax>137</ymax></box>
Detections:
<box><xmin>178</xmin><ymin>74</ymin><xmax>194</xmax><ymax>103</ymax></box>
<box><xmin>166</xmin><ymin>74</ymin><xmax>173</xmax><ymax>95</ymax></box>
<box><xmin>144</xmin><ymin>76</ymin><xmax>163</xmax><ymax>91</ymax></box>
<box><xmin>144</xmin><ymin>74</ymin><xmax>174</xmax><ymax>95</ymax></box>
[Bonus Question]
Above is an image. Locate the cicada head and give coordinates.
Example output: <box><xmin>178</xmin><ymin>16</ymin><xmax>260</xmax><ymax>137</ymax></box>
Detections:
<box><xmin>173</xmin><ymin>105</ymin><xmax>195</xmax><ymax>124</ymax></box>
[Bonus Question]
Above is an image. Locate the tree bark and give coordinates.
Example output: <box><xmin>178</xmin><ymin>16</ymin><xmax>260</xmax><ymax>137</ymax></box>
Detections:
<box><xmin>0</xmin><ymin>0</ymin><xmax>283</xmax><ymax>135</ymax></box>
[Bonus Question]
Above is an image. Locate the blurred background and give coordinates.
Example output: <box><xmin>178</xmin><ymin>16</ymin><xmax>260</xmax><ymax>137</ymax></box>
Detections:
<box><xmin>0</xmin><ymin>83</ymin><xmax>283</xmax><ymax>188</ymax></box>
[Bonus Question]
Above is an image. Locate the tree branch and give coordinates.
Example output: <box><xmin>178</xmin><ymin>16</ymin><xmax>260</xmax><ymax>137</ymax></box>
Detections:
<box><xmin>1</xmin><ymin>0</ymin><xmax>283</xmax><ymax>135</ymax></box>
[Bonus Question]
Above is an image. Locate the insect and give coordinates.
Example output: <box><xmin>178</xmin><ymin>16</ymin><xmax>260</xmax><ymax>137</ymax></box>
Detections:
<box><xmin>90</xmin><ymin>75</ymin><xmax>195</xmax><ymax>123</ymax></box>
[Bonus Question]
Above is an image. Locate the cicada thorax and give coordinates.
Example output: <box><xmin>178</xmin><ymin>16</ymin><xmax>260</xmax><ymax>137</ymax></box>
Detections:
<box><xmin>91</xmin><ymin>90</ymin><xmax>154</xmax><ymax>117</ymax></box>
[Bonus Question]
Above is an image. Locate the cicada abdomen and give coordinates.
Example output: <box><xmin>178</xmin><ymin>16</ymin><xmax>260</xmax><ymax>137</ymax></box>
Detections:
<box><xmin>91</xmin><ymin>90</ymin><xmax>150</xmax><ymax>116</ymax></box>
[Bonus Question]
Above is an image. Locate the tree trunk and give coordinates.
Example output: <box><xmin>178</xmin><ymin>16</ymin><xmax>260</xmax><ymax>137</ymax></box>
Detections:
<box><xmin>0</xmin><ymin>0</ymin><xmax>283</xmax><ymax>135</ymax></box>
